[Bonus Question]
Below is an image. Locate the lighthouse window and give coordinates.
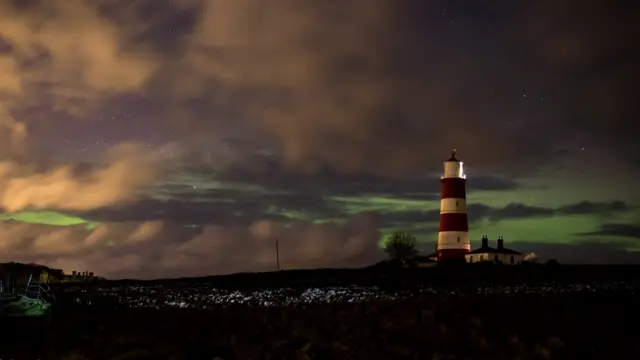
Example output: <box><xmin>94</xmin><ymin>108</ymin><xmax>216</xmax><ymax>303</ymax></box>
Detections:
<box><xmin>456</xmin><ymin>200</ymin><xmax>459</xmax><ymax>207</ymax></box>
<box><xmin>457</xmin><ymin>237</ymin><xmax>460</xmax><ymax>242</ymax></box>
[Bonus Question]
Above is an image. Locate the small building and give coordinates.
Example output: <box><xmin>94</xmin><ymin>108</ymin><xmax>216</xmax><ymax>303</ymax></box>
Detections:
<box><xmin>63</xmin><ymin>270</ymin><xmax>97</xmax><ymax>283</ymax></box>
<box><xmin>466</xmin><ymin>235</ymin><xmax>524</xmax><ymax>265</ymax></box>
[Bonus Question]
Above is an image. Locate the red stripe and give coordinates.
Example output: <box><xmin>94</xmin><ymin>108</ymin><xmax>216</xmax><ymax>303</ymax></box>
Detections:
<box><xmin>439</xmin><ymin>213</ymin><xmax>469</xmax><ymax>231</ymax></box>
<box><xmin>438</xmin><ymin>248</ymin><xmax>470</xmax><ymax>261</ymax></box>
<box><xmin>441</xmin><ymin>178</ymin><xmax>466</xmax><ymax>199</ymax></box>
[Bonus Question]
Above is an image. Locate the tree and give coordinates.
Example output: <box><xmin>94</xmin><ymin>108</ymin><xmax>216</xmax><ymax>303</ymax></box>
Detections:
<box><xmin>545</xmin><ymin>259</ymin><xmax>560</xmax><ymax>267</ymax></box>
<box><xmin>383</xmin><ymin>231</ymin><xmax>418</xmax><ymax>263</ymax></box>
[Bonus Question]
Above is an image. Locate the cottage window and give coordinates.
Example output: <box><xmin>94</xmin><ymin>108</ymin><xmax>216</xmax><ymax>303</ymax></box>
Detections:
<box><xmin>494</xmin><ymin>255</ymin><xmax>498</xmax><ymax>262</ymax></box>
<box><xmin>510</xmin><ymin>256</ymin><xmax>514</xmax><ymax>264</ymax></box>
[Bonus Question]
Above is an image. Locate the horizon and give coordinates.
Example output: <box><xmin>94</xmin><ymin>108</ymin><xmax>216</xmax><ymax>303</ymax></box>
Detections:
<box><xmin>0</xmin><ymin>0</ymin><xmax>638</xmax><ymax>279</ymax></box>
<box><xmin>5</xmin><ymin>256</ymin><xmax>640</xmax><ymax>283</ymax></box>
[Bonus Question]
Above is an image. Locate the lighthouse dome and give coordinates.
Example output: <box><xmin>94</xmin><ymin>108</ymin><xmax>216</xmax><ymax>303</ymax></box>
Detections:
<box><xmin>447</xmin><ymin>149</ymin><xmax>460</xmax><ymax>162</ymax></box>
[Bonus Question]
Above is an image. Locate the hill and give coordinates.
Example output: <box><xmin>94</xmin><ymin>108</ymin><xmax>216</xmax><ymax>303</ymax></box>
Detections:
<box><xmin>94</xmin><ymin>262</ymin><xmax>640</xmax><ymax>290</ymax></box>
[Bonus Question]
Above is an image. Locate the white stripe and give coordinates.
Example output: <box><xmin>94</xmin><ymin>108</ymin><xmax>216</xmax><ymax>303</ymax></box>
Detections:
<box><xmin>438</xmin><ymin>231</ymin><xmax>470</xmax><ymax>250</ymax></box>
<box><xmin>440</xmin><ymin>198</ymin><xmax>467</xmax><ymax>213</ymax></box>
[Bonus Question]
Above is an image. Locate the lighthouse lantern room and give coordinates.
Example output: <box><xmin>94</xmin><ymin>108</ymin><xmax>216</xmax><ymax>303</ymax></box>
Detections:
<box><xmin>437</xmin><ymin>149</ymin><xmax>471</xmax><ymax>261</ymax></box>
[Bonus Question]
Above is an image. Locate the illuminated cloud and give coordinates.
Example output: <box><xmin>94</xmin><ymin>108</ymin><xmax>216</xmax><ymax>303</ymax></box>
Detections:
<box><xmin>0</xmin><ymin>213</ymin><xmax>382</xmax><ymax>279</ymax></box>
<box><xmin>155</xmin><ymin>0</ymin><xmax>636</xmax><ymax>174</ymax></box>
<box><xmin>0</xmin><ymin>0</ymin><xmax>157</xmax><ymax>114</ymax></box>
<box><xmin>0</xmin><ymin>104</ymin><xmax>27</xmax><ymax>157</ymax></box>
<box><xmin>0</xmin><ymin>143</ymin><xmax>162</xmax><ymax>212</ymax></box>
<box><xmin>0</xmin><ymin>1</ymin><xmax>164</xmax><ymax>213</ymax></box>
<box><xmin>2</xmin><ymin>0</ymin><xmax>634</xmax><ymax>175</ymax></box>
<box><xmin>0</xmin><ymin>0</ymin><xmax>637</xmax><ymax>278</ymax></box>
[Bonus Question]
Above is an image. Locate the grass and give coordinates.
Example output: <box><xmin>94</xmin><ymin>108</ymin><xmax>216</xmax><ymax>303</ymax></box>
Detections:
<box><xmin>2</xmin><ymin>290</ymin><xmax>638</xmax><ymax>359</ymax></box>
<box><xmin>2</xmin><ymin>264</ymin><xmax>640</xmax><ymax>359</ymax></box>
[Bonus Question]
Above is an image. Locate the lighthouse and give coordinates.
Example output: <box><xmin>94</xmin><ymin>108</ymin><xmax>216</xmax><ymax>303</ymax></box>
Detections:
<box><xmin>437</xmin><ymin>149</ymin><xmax>471</xmax><ymax>261</ymax></box>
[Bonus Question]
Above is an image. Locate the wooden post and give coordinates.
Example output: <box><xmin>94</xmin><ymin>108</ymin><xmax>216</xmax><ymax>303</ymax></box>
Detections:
<box><xmin>276</xmin><ymin>238</ymin><xmax>280</xmax><ymax>271</ymax></box>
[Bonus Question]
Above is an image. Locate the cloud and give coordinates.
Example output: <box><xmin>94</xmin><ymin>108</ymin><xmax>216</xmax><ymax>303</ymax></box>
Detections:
<box><xmin>558</xmin><ymin>201</ymin><xmax>629</xmax><ymax>216</ymax></box>
<box><xmin>213</xmin><ymin>156</ymin><xmax>520</xmax><ymax>197</ymax></box>
<box><xmin>0</xmin><ymin>104</ymin><xmax>27</xmax><ymax>156</ymax></box>
<box><xmin>143</xmin><ymin>0</ymin><xmax>637</xmax><ymax>175</ymax></box>
<box><xmin>487</xmin><ymin>203</ymin><xmax>556</xmax><ymax>221</ymax></box>
<box><xmin>377</xmin><ymin>201</ymin><xmax>632</xmax><ymax>228</ymax></box>
<box><xmin>0</xmin><ymin>0</ymin><xmax>637</xmax><ymax>277</ymax></box>
<box><xmin>514</xmin><ymin>241</ymin><xmax>640</xmax><ymax>265</ymax></box>
<box><xmin>578</xmin><ymin>223</ymin><xmax>640</xmax><ymax>239</ymax></box>
<box><xmin>0</xmin><ymin>1</ymin><xmax>167</xmax><ymax>213</ymax></box>
<box><xmin>3</xmin><ymin>214</ymin><xmax>638</xmax><ymax>280</ymax></box>
<box><xmin>468</xmin><ymin>177</ymin><xmax>521</xmax><ymax>192</ymax></box>
<box><xmin>484</xmin><ymin>201</ymin><xmax>630</xmax><ymax>222</ymax></box>
<box><xmin>2</xmin><ymin>0</ymin><xmax>636</xmax><ymax>176</ymax></box>
<box><xmin>0</xmin><ymin>213</ymin><xmax>382</xmax><ymax>279</ymax></box>
<box><xmin>0</xmin><ymin>143</ymin><xmax>162</xmax><ymax>212</ymax></box>
<box><xmin>0</xmin><ymin>0</ymin><xmax>158</xmax><ymax>115</ymax></box>
<box><xmin>149</xmin><ymin>0</ymin><xmax>535</xmax><ymax>173</ymax></box>
<box><xmin>73</xmin><ymin>164</ymin><xmax>632</xmax><ymax>233</ymax></box>
<box><xmin>70</xmin><ymin>165</ymin><xmax>528</xmax><ymax>227</ymax></box>
<box><xmin>4</xmin><ymin>0</ymin><xmax>634</xmax><ymax>176</ymax></box>
<box><xmin>516</xmin><ymin>0</ymin><xmax>639</xmax><ymax>157</ymax></box>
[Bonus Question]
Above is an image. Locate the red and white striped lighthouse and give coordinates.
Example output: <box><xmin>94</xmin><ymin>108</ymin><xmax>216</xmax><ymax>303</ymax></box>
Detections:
<box><xmin>437</xmin><ymin>149</ymin><xmax>471</xmax><ymax>261</ymax></box>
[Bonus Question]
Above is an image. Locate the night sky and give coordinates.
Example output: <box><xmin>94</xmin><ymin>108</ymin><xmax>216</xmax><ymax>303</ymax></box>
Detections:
<box><xmin>0</xmin><ymin>0</ymin><xmax>638</xmax><ymax>279</ymax></box>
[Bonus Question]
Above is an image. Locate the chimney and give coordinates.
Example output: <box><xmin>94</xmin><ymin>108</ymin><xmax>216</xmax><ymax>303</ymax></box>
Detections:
<box><xmin>89</xmin><ymin>272</ymin><xmax>94</xmax><ymax>277</ymax></box>
<box><xmin>497</xmin><ymin>236</ymin><xmax>504</xmax><ymax>250</ymax></box>
<box><xmin>72</xmin><ymin>270</ymin><xmax>77</xmax><ymax>276</ymax></box>
<box><xmin>481</xmin><ymin>234</ymin><xmax>488</xmax><ymax>248</ymax></box>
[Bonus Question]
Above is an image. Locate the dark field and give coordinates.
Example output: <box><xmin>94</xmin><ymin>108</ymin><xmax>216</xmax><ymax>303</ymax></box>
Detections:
<box><xmin>2</xmin><ymin>265</ymin><xmax>640</xmax><ymax>359</ymax></box>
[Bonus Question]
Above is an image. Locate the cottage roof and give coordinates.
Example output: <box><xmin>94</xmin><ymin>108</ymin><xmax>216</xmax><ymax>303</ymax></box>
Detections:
<box><xmin>468</xmin><ymin>246</ymin><xmax>522</xmax><ymax>255</ymax></box>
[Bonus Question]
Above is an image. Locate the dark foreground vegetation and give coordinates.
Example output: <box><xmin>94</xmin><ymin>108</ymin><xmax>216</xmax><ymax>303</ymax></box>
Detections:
<box><xmin>2</xmin><ymin>264</ymin><xmax>640</xmax><ymax>359</ymax></box>
<box><xmin>2</xmin><ymin>291</ymin><xmax>639</xmax><ymax>359</ymax></box>
<box><xmin>84</xmin><ymin>262</ymin><xmax>640</xmax><ymax>289</ymax></box>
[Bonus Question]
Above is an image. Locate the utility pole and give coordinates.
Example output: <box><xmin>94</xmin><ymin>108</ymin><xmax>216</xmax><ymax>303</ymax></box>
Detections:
<box><xmin>275</xmin><ymin>237</ymin><xmax>280</xmax><ymax>272</ymax></box>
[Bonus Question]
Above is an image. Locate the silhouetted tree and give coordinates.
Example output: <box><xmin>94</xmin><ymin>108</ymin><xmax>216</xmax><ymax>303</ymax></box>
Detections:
<box><xmin>0</xmin><ymin>262</ymin><xmax>65</xmax><ymax>282</ymax></box>
<box><xmin>383</xmin><ymin>232</ymin><xmax>418</xmax><ymax>263</ymax></box>
<box><xmin>545</xmin><ymin>259</ymin><xmax>560</xmax><ymax>267</ymax></box>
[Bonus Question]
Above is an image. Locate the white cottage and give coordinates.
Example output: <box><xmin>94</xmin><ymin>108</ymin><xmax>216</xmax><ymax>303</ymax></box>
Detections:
<box><xmin>466</xmin><ymin>235</ymin><xmax>524</xmax><ymax>265</ymax></box>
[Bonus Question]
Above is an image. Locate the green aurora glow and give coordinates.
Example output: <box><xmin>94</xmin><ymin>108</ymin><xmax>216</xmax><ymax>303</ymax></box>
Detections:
<box><xmin>0</xmin><ymin>211</ymin><xmax>98</xmax><ymax>230</ymax></box>
<box><xmin>2</xmin><ymin>168</ymin><xmax>638</xmax><ymax>254</ymax></box>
